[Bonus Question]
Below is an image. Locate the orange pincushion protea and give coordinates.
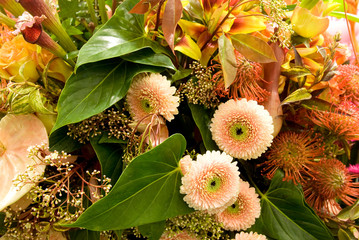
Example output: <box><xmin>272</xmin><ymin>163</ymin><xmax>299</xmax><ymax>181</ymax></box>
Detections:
<box><xmin>329</xmin><ymin>65</ymin><xmax>359</xmax><ymax>104</ymax></box>
<box><xmin>303</xmin><ymin>158</ymin><xmax>359</xmax><ymax>214</ymax></box>
<box><xmin>261</xmin><ymin>131</ymin><xmax>324</xmax><ymax>184</ymax></box>
<box><xmin>212</xmin><ymin>52</ymin><xmax>269</xmax><ymax>103</ymax></box>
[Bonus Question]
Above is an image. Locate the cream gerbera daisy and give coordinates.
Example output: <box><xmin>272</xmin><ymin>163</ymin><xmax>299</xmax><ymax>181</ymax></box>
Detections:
<box><xmin>210</xmin><ymin>99</ymin><xmax>273</xmax><ymax>160</ymax></box>
<box><xmin>126</xmin><ymin>73</ymin><xmax>179</xmax><ymax>123</ymax></box>
<box><xmin>180</xmin><ymin>151</ymin><xmax>240</xmax><ymax>213</ymax></box>
<box><xmin>235</xmin><ymin>231</ymin><xmax>267</xmax><ymax>240</ymax></box>
<box><xmin>216</xmin><ymin>180</ymin><xmax>261</xmax><ymax>231</ymax></box>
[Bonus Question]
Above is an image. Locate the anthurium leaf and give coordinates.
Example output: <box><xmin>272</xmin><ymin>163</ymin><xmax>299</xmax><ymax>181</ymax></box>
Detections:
<box><xmin>138</xmin><ymin>221</ymin><xmax>166</xmax><ymax>240</ymax></box>
<box><xmin>162</xmin><ymin>0</ymin><xmax>183</xmax><ymax>52</ymax></box>
<box><xmin>218</xmin><ymin>35</ymin><xmax>237</xmax><ymax>88</ymax></box>
<box><xmin>251</xmin><ymin>171</ymin><xmax>334</xmax><ymax>240</ymax></box>
<box><xmin>281</xmin><ymin>88</ymin><xmax>312</xmax><ymax>105</ymax></box>
<box><xmin>231</xmin><ymin>34</ymin><xmax>277</xmax><ymax>63</ymax></box>
<box><xmin>49</xmin><ymin>126</ymin><xmax>83</xmax><ymax>152</ymax></box>
<box><xmin>188</xmin><ymin>103</ymin><xmax>218</xmax><ymax>151</ymax></box>
<box><xmin>75</xmin><ymin>0</ymin><xmax>169</xmax><ymax>69</ymax></box>
<box><xmin>120</xmin><ymin>48</ymin><xmax>176</xmax><ymax>70</ymax></box>
<box><xmin>51</xmin><ymin>59</ymin><xmax>163</xmax><ymax>133</ymax></box>
<box><xmin>68</xmin><ymin>229</ymin><xmax>100</xmax><ymax>240</ymax></box>
<box><xmin>90</xmin><ymin>136</ymin><xmax>123</xmax><ymax>184</ymax></box>
<box><xmin>66</xmin><ymin>134</ymin><xmax>194</xmax><ymax>231</ymax></box>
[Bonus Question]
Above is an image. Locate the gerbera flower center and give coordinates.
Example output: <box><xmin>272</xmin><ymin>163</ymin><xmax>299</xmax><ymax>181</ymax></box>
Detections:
<box><xmin>206</xmin><ymin>175</ymin><xmax>222</xmax><ymax>193</ymax></box>
<box><xmin>140</xmin><ymin>98</ymin><xmax>154</xmax><ymax>114</ymax></box>
<box><xmin>229</xmin><ymin>122</ymin><xmax>250</xmax><ymax>141</ymax></box>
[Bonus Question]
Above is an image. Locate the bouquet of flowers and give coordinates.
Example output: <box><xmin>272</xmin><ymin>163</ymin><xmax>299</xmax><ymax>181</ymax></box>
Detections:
<box><xmin>1</xmin><ymin>0</ymin><xmax>359</xmax><ymax>239</ymax></box>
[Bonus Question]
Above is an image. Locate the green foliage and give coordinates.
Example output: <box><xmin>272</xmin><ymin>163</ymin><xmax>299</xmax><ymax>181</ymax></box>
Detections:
<box><xmin>75</xmin><ymin>0</ymin><xmax>171</xmax><ymax>69</ymax></box>
<box><xmin>188</xmin><ymin>103</ymin><xmax>218</xmax><ymax>151</ymax></box>
<box><xmin>281</xmin><ymin>88</ymin><xmax>312</xmax><ymax>105</ymax></box>
<box><xmin>138</xmin><ymin>221</ymin><xmax>166</xmax><ymax>240</ymax></box>
<box><xmin>58</xmin><ymin>0</ymin><xmax>82</xmax><ymax>19</ymax></box>
<box><xmin>90</xmin><ymin>135</ymin><xmax>124</xmax><ymax>184</ymax></box>
<box><xmin>67</xmin><ymin>134</ymin><xmax>194</xmax><ymax>231</ymax></box>
<box><xmin>51</xmin><ymin>59</ymin><xmax>163</xmax><ymax>133</ymax></box>
<box><xmin>0</xmin><ymin>212</ymin><xmax>6</xmax><ymax>236</ymax></box>
<box><xmin>68</xmin><ymin>229</ymin><xmax>100</xmax><ymax>240</ymax></box>
<box><xmin>251</xmin><ymin>171</ymin><xmax>334</xmax><ymax>240</ymax></box>
<box><xmin>49</xmin><ymin>126</ymin><xmax>83</xmax><ymax>152</ymax></box>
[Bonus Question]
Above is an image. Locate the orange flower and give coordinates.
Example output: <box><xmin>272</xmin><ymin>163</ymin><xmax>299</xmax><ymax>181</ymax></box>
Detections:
<box><xmin>261</xmin><ymin>131</ymin><xmax>324</xmax><ymax>184</ymax></box>
<box><xmin>303</xmin><ymin>158</ymin><xmax>359</xmax><ymax>214</ymax></box>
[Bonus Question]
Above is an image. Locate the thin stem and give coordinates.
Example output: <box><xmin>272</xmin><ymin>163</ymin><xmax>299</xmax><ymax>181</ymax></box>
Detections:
<box><xmin>153</xmin><ymin>0</ymin><xmax>165</xmax><ymax>40</ymax></box>
<box><xmin>86</xmin><ymin>0</ymin><xmax>99</xmax><ymax>27</ymax></box>
<box><xmin>0</xmin><ymin>11</ymin><xmax>15</xmax><ymax>27</ymax></box>
<box><xmin>98</xmin><ymin>0</ymin><xmax>108</xmax><ymax>24</ymax></box>
<box><xmin>112</xmin><ymin>0</ymin><xmax>118</xmax><ymax>15</ymax></box>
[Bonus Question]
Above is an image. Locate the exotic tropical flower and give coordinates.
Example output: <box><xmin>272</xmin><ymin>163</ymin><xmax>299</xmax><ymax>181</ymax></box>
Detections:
<box><xmin>180</xmin><ymin>151</ymin><xmax>240</xmax><ymax>212</ymax></box>
<box><xmin>303</xmin><ymin>158</ymin><xmax>359</xmax><ymax>213</ymax></box>
<box><xmin>212</xmin><ymin>51</ymin><xmax>270</xmax><ymax>102</ymax></box>
<box><xmin>126</xmin><ymin>73</ymin><xmax>179</xmax><ymax>124</ymax></box>
<box><xmin>210</xmin><ymin>99</ymin><xmax>274</xmax><ymax>160</ymax></box>
<box><xmin>160</xmin><ymin>230</ymin><xmax>199</xmax><ymax>240</ymax></box>
<box><xmin>234</xmin><ymin>231</ymin><xmax>267</xmax><ymax>240</ymax></box>
<box><xmin>261</xmin><ymin>132</ymin><xmax>324</xmax><ymax>184</ymax></box>
<box><xmin>328</xmin><ymin>64</ymin><xmax>359</xmax><ymax>104</ymax></box>
<box><xmin>309</xmin><ymin>105</ymin><xmax>359</xmax><ymax>141</ymax></box>
<box><xmin>216</xmin><ymin>180</ymin><xmax>261</xmax><ymax>231</ymax></box>
<box><xmin>0</xmin><ymin>114</ymin><xmax>48</xmax><ymax>211</ymax></box>
<box><xmin>0</xmin><ymin>24</ymin><xmax>15</xmax><ymax>46</ymax></box>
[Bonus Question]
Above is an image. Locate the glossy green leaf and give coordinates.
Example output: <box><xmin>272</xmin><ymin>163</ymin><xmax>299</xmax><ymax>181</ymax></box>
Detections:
<box><xmin>67</xmin><ymin>134</ymin><xmax>194</xmax><ymax>231</ymax></box>
<box><xmin>338</xmin><ymin>228</ymin><xmax>352</xmax><ymax>240</ymax></box>
<box><xmin>162</xmin><ymin>0</ymin><xmax>183</xmax><ymax>52</ymax></box>
<box><xmin>337</xmin><ymin>199</ymin><xmax>359</xmax><ymax>221</ymax></box>
<box><xmin>51</xmin><ymin>59</ymin><xmax>163</xmax><ymax>133</ymax></box>
<box><xmin>120</xmin><ymin>48</ymin><xmax>176</xmax><ymax>70</ymax></box>
<box><xmin>281</xmin><ymin>88</ymin><xmax>312</xmax><ymax>105</ymax></box>
<box><xmin>171</xmin><ymin>68</ymin><xmax>193</xmax><ymax>82</ymax></box>
<box><xmin>68</xmin><ymin>229</ymin><xmax>100</xmax><ymax>240</ymax></box>
<box><xmin>98</xmin><ymin>134</ymin><xmax>127</xmax><ymax>144</ymax></box>
<box><xmin>138</xmin><ymin>221</ymin><xmax>166</xmax><ymax>240</ymax></box>
<box><xmin>188</xmin><ymin>103</ymin><xmax>218</xmax><ymax>151</ymax></box>
<box><xmin>251</xmin><ymin>171</ymin><xmax>334</xmax><ymax>240</ymax></box>
<box><xmin>232</xmin><ymin>34</ymin><xmax>277</xmax><ymax>63</ymax></box>
<box><xmin>49</xmin><ymin>126</ymin><xmax>83</xmax><ymax>152</ymax></box>
<box><xmin>90</xmin><ymin>136</ymin><xmax>123</xmax><ymax>184</ymax></box>
<box><xmin>281</xmin><ymin>67</ymin><xmax>312</xmax><ymax>78</ymax></box>
<box><xmin>75</xmin><ymin>0</ymin><xmax>169</xmax><ymax>69</ymax></box>
<box><xmin>218</xmin><ymin>35</ymin><xmax>237</xmax><ymax>88</ymax></box>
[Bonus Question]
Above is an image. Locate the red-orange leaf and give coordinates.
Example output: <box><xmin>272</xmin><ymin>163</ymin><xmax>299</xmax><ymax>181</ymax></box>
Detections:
<box><xmin>162</xmin><ymin>0</ymin><xmax>183</xmax><ymax>52</ymax></box>
<box><xmin>129</xmin><ymin>0</ymin><xmax>161</xmax><ymax>14</ymax></box>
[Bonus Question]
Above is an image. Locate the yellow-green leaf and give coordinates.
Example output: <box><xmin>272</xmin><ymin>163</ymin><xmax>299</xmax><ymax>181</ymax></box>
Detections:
<box><xmin>218</xmin><ymin>35</ymin><xmax>237</xmax><ymax>88</ymax></box>
<box><xmin>291</xmin><ymin>7</ymin><xmax>329</xmax><ymax>38</ymax></box>
<box><xmin>231</xmin><ymin>34</ymin><xmax>277</xmax><ymax>63</ymax></box>
<box><xmin>174</xmin><ymin>35</ymin><xmax>201</xmax><ymax>60</ymax></box>
<box><xmin>281</xmin><ymin>88</ymin><xmax>312</xmax><ymax>105</ymax></box>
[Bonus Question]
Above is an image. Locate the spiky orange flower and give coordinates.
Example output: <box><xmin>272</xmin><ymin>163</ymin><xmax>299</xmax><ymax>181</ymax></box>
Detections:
<box><xmin>212</xmin><ymin>52</ymin><xmax>269</xmax><ymax>103</ymax></box>
<box><xmin>329</xmin><ymin>64</ymin><xmax>359</xmax><ymax>104</ymax></box>
<box><xmin>303</xmin><ymin>158</ymin><xmax>359</xmax><ymax>214</ymax></box>
<box><xmin>309</xmin><ymin>104</ymin><xmax>359</xmax><ymax>141</ymax></box>
<box><xmin>261</xmin><ymin>132</ymin><xmax>323</xmax><ymax>184</ymax></box>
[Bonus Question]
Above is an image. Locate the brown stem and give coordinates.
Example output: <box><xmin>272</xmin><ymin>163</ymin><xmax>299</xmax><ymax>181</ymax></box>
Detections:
<box><xmin>153</xmin><ymin>0</ymin><xmax>165</xmax><ymax>41</ymax></box>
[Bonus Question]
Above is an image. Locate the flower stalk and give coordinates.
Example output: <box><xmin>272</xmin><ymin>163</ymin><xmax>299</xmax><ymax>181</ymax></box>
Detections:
<box><xmin>85</xmin><ymin>0</ymin><xmax>98</xmax><ymax>27</ymax></box>
<box><xmin>98</xmin><ymin>0</ymin><xmax>108</xmax><ymax>24</ymax></box>
<box><xmin>0</xmin><ymin>11</ymin><xmax>16</xmax><ymax>27</ymax></box>
<box><xmin>17</xmin><ymin>0</ymin><xmax>77</xmax><ymax>52</ymax></box>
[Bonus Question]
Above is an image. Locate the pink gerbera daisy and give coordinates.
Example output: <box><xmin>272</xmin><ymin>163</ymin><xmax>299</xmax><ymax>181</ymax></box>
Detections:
<box><xmin>210</xmin><ymin>99</ymin><xmax>274</xmax><ymax>160</ymax></box>
<box><xmin>348</xmin><ymin>164</ymin><xmax>359</xmax><ymax>175</ymax></box>
<box><xmin>216</xmin><ymin>180</ymin><xmax>261</xmax><ymax>231</ymax></box>
<box><xmin>126</xmin><ymin>73</ymin><xmax>179</xmax><ymax>123</ymax></box>
<box><xmin>180</xmin><ymin>151</ymin><xmax>240</xmax><ymax>212</ymax></box>
<box><xmin>235</xmin><ymin>231</ymin><xmax>267</xmax><ymax>240</ymax></box>
<box><xmin>179</xmin><ymin>155</ymin><xmax>193</xmax><ymax>175</ymax></box>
